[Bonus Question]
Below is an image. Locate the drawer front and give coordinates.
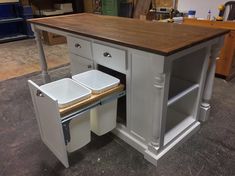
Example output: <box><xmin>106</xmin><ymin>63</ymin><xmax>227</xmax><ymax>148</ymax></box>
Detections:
<box><xmin>67</xmin><ymin>36</ymin><xmax>92</xmax><ymax>59</ymax></box>
<box><xmin>93</xmin><ymin>43</ymin><xmax>126</xmax><ymax>74</ymax></box>
<box><xmin>69</xmin><ymin>54</ymin><xmax>94</xmax><ymax>76</ymax></box>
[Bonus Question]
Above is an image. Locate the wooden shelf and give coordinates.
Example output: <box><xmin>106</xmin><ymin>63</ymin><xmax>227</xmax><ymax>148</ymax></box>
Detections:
<box><xmin>0</xmin><ymin>0</ymin><xmax>19</xmax><ymax>4</ymax></box>
<box><xmin>0</xmin><ymin>17</ymin><xmax>23</xmax><ymax>24</ymax></box>
<box><xmin>0</xmin><ymin>34</ymin><xmax>27</xmax><ymax>43</ymax></box>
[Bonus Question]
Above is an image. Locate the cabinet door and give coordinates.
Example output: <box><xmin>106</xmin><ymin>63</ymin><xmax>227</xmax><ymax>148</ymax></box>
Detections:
<box><xmin>216</xmin><ymin>31</ymin><xmax>235</xmax><ymax>77</ymax></box>
<box><xmin>69</xmin><ymin>53</ymin><xmax>94</xmax><ymax>76</ymax></box>
<box><xmin>28</xmin><ymin>80</ymin><xmax>69</xmax><ymax>168</ymax></box>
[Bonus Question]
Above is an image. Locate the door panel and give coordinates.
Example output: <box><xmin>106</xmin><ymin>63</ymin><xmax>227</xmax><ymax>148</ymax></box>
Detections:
<box><xmin>28</xmin><ymin>80</ymin><xmax>69</xmax><ymax>168</ymax></box>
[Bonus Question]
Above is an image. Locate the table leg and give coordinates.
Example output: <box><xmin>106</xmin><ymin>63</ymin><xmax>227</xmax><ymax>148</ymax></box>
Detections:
<box><xmin>200</xmin><ymin>38</ymin><xmax>224</xmax><ymax>121</ymax></box>
<box><xmin>32</xmin><ymin>25</ymin><xmax>51</xmax><ymax>83</ymax></box>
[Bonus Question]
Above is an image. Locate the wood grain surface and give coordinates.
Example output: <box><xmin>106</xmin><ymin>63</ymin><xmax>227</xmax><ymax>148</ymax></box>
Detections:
<box><xmin>59</xmin><ymin>84</ymin><xmax>124</xmax><ymax>116</ymax></box>
<box><xmin>29</xmin><ymin>13</ymin><xmax>229</xmax><ymax>56</ymax></box>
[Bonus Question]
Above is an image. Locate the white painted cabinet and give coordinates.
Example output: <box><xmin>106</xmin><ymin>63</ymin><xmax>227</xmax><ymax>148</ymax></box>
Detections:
<box><xmin>64</xmin><ymin>34</ymin><xmax>222</xmax><ymax>166</ymax></box>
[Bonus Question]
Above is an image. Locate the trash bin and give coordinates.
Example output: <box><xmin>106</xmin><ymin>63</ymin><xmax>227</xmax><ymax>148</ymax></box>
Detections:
<box><xmin>40</xmin><ymin>78</ymin><xmax>92</xmax><ymax>152</ymax></box>
<box><xmin>72</xmin><ymin>70</ymin><xmax>120</xmax><ymax>136</ymax></box>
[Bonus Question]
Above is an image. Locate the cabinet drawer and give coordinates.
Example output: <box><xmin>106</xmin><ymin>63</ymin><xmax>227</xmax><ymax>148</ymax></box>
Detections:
<box><xmin>69</xmin><ymin>54</ymin><xmax>94</xmax><ymax>76</ymax></box>
<box><xmin>93</xmin><ymin>43</ymin><xmax>126</xmax><ymax>74</ymax></box>
<box><xmin>67</xmin><ymin>36</ymin><xmax>92</xmax><ymax>59</ymax></box>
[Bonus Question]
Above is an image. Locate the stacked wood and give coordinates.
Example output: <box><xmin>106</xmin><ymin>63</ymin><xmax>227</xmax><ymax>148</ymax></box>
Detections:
<box><xmin>133</xmin><ymin>0</ymin><xmax>152</xmax><ymax>19</ymax></box>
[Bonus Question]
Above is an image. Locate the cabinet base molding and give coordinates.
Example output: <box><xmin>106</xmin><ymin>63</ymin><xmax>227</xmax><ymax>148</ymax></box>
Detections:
<box><xmin>114</xmin><ymin>122</ymin><xmax>200</xmax><ymax>166</ymax></box>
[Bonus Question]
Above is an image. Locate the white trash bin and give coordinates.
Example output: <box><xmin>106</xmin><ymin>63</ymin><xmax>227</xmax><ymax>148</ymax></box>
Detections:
<box><xmin>72</xmin><ymin>70</ymin><xmax>120</xmax><ymax>136</ymax></box>
<box><xmin>40</xmin><ymin>78</ymin><xmax>92</xmax><ymax>152</ymax></box>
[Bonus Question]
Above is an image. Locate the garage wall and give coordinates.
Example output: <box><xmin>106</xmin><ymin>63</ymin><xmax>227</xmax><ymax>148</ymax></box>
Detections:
<box><xmin>177</xmin><ymin>0</ymin><xmax>228</xmax><ymax>19</ymax></box>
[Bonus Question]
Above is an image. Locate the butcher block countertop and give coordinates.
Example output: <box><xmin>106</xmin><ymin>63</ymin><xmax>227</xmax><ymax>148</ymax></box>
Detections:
<box><xmin>29</xmin><ymin>13</ymin><xmax>229</xmax><ymax>56</ymax></box>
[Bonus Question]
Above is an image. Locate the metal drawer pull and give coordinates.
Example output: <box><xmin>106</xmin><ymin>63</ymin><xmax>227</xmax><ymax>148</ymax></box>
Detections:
<box><xmin>103</xmin><ymin>52</ymin><xmax>112</xmax><ymax>58</ymax></box>
<box><xmin>75</xmin><ymin>43</ymin><xmax>81</xmax><ymax>48</ymax></box>
<box><xmin>36</xmin><ymin>90</ymin><xmax>44</xmax><ymax>97</ymax></box>
<box><xmin>87</xmin><ymin>65</ymin><xmax>92</xmax><ymax>69</ymax></box>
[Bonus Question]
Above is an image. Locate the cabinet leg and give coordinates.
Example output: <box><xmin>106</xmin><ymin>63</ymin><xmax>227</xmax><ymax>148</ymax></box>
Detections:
<box><xmin>200</xmin><ymin>37</ymin><xmax>224</xmax><ymax>121</ymax></box>
<box><xmin>32</xmin><ymin>25</ymin><xmax>51</xmax><ymax>83</ymax></box>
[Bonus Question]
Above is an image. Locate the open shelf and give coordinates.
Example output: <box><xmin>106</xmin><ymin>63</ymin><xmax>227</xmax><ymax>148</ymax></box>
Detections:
<box><xmin>0</xmin><ymin>33</ymin><xmax>27</xmax><ymax>43</ymax></box>
<box><xmin>164</xmin><ymin>84</ymin><xmax>198</xmax><ymax>145</ymax></box>
<box><xmin>163</xmin><ymin>48</ymin><xmax>207</xmax><ymax>146</ymax></box>
<box><xmin>168</xmin><ymin>77</ymin><xmax>199</xmax><ymax>106</ymax></box>
<box><xmin>164</xmin><ymin>108</ymin><xmax>196</xmax><ymax>145</ymax></box>
<box><xmin>0</xmin><ymin>17</ymin><xmax>23</xmax><ymax>24</ymax></box>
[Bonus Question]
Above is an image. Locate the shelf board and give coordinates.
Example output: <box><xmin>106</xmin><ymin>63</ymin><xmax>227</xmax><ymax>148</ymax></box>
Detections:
<box><xmin>0</xmin><ymin>0</ymin><xmax>19</xmax><ymax>4</ymax></box>
<box><xmin>0</xmin><ymin>17</ymin><xmax>24</xmax><ymax>24</ymax></box>
<box><xmin>0</xmin><ymin>34</ymin><xmax>27</xmax><ymax>43</ymax></box>
<box><xmin>164</xmin><ymin>108</ymin><xmax>196</xmax><ymax>145</ymax></box>
<box><xmin>168</xmin><ymin>77</ymin><xmax>199</xmax><ymax>106</ymax></box>
<box><xmin>168</xmin><ymin>83</ymin><xmax>199</xmax><ymax>106</ymax></box>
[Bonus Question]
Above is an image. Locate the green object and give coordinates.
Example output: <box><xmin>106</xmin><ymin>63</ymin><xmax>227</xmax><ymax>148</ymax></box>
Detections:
<box><xmin>101</xmin><ymin>0</ymin><xmax>120</xmax><ymax>16</ymax></box>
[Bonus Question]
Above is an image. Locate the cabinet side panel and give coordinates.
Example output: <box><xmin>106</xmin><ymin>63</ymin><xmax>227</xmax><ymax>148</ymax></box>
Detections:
<box><xmin>28</xmin><ymin>80</ymin><xmax>69</xmax><ymax>168</ymax></box>
<box><xmin>130</xmin><ymin>53</ymin><xmax>155</xmax><ymax>141</ymax></box>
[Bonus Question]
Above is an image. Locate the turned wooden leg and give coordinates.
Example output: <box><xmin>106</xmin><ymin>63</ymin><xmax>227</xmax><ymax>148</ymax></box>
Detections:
<box><xmin>200</xmin><ymin>37</ymin><xmax>224</xmax><ymax>122</ymax></box>
<box><xmin>32</xmin><ymin>25</ymin><xmax>51</xmax><ymax>83</ymax></box>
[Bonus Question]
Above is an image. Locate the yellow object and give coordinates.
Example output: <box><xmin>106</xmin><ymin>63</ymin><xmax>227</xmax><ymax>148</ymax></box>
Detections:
<box><xmin>216</xmin><ymin>4</ymin><xmax>225</xmax><ymax>21</ymax></box>
<box><xmin>216</xmin><ymin>16</ymin><xmax>224</xmax><ymax>21</ymax></box>
<box><xmin>168</xmin><ymin>8</ymin><xmax>174</xmax><ymax>23</ymax></box>
<box><xmin>218</xmin><ymin>4</ymin><xmax>225</xmax><ymax>11</ymax></box>
<box><xmin>167</xmin><ymin>18</ymin><xmax>174</xmax><ymax>23</ymax></box>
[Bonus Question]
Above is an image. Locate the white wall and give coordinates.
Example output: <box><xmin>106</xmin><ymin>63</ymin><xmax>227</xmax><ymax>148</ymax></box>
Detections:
<box><xmin>178</xmin><ymin>0</ymin><xmax>228</xmax><ymax>19</ymax></box>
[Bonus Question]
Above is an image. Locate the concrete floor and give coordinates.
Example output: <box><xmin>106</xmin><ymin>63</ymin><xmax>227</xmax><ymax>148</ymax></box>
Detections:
<box><xmin>0</xmin><ymin>65</ymin><xmax>234</xmax><ymax>176</ymax></box>
<box><xmin>0</xmin><ymin>39</ymin><xmax>69</xmax><ymax>81</ymax></box>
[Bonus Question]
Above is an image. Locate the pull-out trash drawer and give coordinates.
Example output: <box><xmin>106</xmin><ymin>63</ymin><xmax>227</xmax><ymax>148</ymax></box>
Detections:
<box><xmin>28</xmin><ymin>74</ymin><xmax>125</xmax><ymax>168</ymax></box>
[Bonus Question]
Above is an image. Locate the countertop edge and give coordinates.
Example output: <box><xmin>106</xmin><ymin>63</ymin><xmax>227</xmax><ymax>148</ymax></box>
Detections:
<box><xmin>29</xmin><ymin>20</ymin><xmax>229</xmax><ymax>57</ymax></box>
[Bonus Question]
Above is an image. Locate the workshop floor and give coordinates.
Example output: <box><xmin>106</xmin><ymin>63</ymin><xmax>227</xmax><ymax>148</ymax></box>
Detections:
<box><xmin>0</xmin><ymin>65</ymin><xmax>234</xmax><ymax>176</ymax></box>
<box><xmin>0</xmin><ymin>39</ymin><xmax>69</xmax><ymax>81</ymax></box>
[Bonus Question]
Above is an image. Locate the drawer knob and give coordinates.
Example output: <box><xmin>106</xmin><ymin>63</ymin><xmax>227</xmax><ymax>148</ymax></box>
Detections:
<box><xmin>103</xmin><ymin>52</ymin><xmax>112</xmax><ymax>58</ymax></box>
<box><xmin>75</xmin><ymin>43</ymin><xmax>81</xmax><ymax>48</ymax></box>
<box><xmin>87</xmin><ymin>65</ymin><xmax>92</xmax><ymax>69</ymax></box>
<box><xmin>36</xmin><ymin>90</ymin><xmax>44</xmax><ymax>97</ymax></box>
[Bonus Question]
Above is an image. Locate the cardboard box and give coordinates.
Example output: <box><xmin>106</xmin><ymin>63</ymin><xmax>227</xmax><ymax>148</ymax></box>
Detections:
<box><xmin>42</xmin><ymin>31</ymin><xmax>67</xmax><ymax>45</ymax></box>
<box><xmin>19</xmin><ymin>0</ymin><xmax>29</xmax><ymax>5</ymax></box>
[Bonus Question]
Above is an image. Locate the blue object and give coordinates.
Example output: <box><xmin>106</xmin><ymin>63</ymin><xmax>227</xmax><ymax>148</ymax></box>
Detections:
<box><xmin>0</xmin><ymin>4</ymin><xmax>16</xmax><ymax>18</ymax></box>
<box><xmin>0</xmin><ymin>3</ymin><xmax>33</xmax><ymax>42</ymax></box>
<box><xmin>18</xmin><ymin>5</ymin><xmax>34</xmax><ymax>37</ymax></box>
<box><xmin>188</xmin><ymin>10</ymin><xmax>196</xmax><ymax>15</ymax></box>
<box><xmin>19</xmin><ymin>5</ymin><xmax>33</xmax><ymax>17</ymax></box>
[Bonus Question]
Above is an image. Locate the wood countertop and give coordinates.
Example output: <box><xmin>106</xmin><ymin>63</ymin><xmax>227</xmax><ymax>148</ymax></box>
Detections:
<box><xmin>183</xmin><ymin>18</ymin><xmax>235</xmax><ymax>31</ymax></box>
<box><xmin>29</xmin><ymin>13</ymin><xmax>229</xmax><ymax>56</ymax></box>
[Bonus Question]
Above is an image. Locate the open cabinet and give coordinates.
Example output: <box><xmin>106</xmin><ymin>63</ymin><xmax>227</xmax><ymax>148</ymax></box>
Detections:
<box><xmin>163</xmin><ymin>48</ymin><xmax>207</xmax><ymax>147</ymax></box>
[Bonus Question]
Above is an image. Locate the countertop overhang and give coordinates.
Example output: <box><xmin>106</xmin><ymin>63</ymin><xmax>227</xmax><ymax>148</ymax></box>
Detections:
<box><xmin>28</xmin><ymin>13</ymin><xmax>229</xmax><ymax>56</ymax></box>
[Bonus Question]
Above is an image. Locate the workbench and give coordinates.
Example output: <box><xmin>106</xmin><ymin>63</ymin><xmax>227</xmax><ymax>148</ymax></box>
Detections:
<box><xmin>183</xmin><ymin>18</ymin><xmax>235</xmax><ymax>80</ymax></box>
<box><xmin>28</xmin><ymin>13</ymin><xmax>228</xmax><ymax>167</ymax></box>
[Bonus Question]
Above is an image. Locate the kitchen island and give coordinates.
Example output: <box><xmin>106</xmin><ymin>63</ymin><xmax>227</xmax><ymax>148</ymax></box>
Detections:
<box><xmin>28</xmin><ymin>13</ymin><xmax>228</xmax><ymax>167</ymax></box>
